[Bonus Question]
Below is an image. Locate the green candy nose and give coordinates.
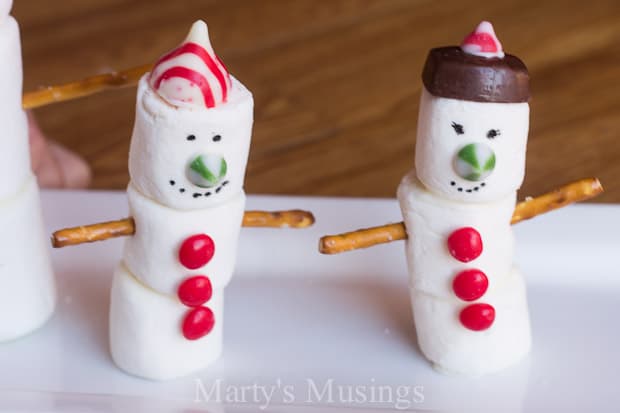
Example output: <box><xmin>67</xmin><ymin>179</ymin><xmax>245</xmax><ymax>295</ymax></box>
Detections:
<box><xmin>453</xmin><ymin>143</ymin><xmax>496</xmax><ymax>182</ymax></box>
<box><xmin>187</xmin><ymin>154</ymin><xmax>227</xmax><ymax>188</ymax></box>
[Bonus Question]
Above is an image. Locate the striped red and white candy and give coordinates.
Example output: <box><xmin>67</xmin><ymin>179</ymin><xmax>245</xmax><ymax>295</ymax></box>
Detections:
<box><xmin>460</xmin><ymin>21</ymin><xmax>505</xmax><ymax>59</ymax></box>
<box><xmin>149</xmin><ymin>20</ymin><xmax>231</xmax><ymax>109</ymax></box>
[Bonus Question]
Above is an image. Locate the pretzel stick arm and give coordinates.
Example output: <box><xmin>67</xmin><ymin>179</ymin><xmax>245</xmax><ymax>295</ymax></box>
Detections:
<box><xmin>23</xmin><ymin>64</ymin><xmax>152</xmax><ymax>109</ymax></box>
<box><xmin>319</xmin><ymin>178</ymin><xmax>603</xmax><ymax>254</ymax></box>
<box><xmin>243</xmin><ymin>210</ymin><xmax>315</xmax><ymax>228</ymax></box>
<box><xmin>51</xmin><ymin>210</ymin><xmax>315</xmax><ymax>248</ymax></box>
<box><xmin>319</xmin><ymin>222</ymin><xmax>407</xmax><ymax>254</ymax></box>
<box><xmin>510</xmin><ymin>178</ymin><xmax>603</xmax><ymax>224</ymax></box>
<box><xmin>52</xmin><ymin>218</ymin><xmax>136</xmax><ymax>248</ymax></box>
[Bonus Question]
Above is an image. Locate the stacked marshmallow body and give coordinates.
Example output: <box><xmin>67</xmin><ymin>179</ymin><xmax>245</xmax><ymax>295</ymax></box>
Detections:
<box><xmin>397</xmin><ymin>22</ymin><xmax>532</xmax><ymax>376</ymax></box>
<box><xmin>109</xmin><ymin>21</ymin><xmax>254</xmax><ymax>380</ymax></box>
<box><xmin>398</xmin><ymin>173</ymin><xmax>531</xmax><ymax>376</ymax></box>
<box><xmin>0</xmin><ymin>0</ymin><xmax>56</xmax><ymax>342</ymax></box>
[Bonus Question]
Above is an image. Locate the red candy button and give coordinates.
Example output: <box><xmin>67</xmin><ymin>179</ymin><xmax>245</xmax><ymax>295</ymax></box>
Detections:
<box><xmin>447</xmin><ymin>227</ymin><xmax>483</xmax><ymax>262</ymax></box>
<box><xmin>178</xmin><ymin>276</ymin><xmax>213</xmax><ymax>307</ymax></box>
<box><xmin>452</xmin><ymin>269</ymin><xmax>489</xmax><ymax>301</ymax></box>
<box><xmin>182</xmin><ymin>306</ymin><xmax>215</xmax><ymax>340</ymax></box>
<box><xmin>179</xmin><ymin>234</ymin><xmax>215</xmax><ymax>269</ymax></box>
<box><xmin>459</xmin><ymin>303</ymin><xmax>495</xmax><ymax>331</ymax></box>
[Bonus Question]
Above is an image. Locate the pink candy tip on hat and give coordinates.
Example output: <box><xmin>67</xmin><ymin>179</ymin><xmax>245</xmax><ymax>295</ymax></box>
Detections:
<box><xmin>149</xmin><ymin>20</ymin><xmax>232</xmax><ymax>109</ymax></box>
<box><xmin>460</xmin><ymin>21</ymin><xmax>505</xmax><ymax>59</ymax></box>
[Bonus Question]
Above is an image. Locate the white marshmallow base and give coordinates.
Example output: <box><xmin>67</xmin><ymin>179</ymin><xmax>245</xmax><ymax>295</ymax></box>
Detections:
<box><xmin>398</xmin><ymin>173</ymin><xmax>531</xmax><ymax>375</ymax></box>
<box><xmin>412</xmin><ymin>268</ymin><xmax>531</xmax><ymax>376</ymax></box>
<box><xmin>0</xmin><ymin>176</ymin><xmax>55</xmax><ymax>342</ymax></box>
<box><xmin>113</xmin><ymin>185</ymin><xmax>244</xmax><ymax>379</ymax></box>
<box><xmin>110</xmin><ymin>264</ymin><xmax>224</xmax><ymax>380</ymax></box>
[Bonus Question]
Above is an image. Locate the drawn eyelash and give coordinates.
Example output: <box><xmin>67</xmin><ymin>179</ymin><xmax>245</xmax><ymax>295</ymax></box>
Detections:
<box><xmin>487</xmin><ymin>129</ymin><xmax>500</xmax><ymax>139</ymax></box>
<box><xmin>451</xmin><ymin>122</ymin><xmax>464</xmax><ymax>135</ymax></box>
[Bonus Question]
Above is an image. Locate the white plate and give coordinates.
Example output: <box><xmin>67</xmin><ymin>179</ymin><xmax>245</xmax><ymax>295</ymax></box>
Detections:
<box><xmin>0</xmin><ymin>190</ymin><xmax>618</xmax><ymax>412</ymax></box>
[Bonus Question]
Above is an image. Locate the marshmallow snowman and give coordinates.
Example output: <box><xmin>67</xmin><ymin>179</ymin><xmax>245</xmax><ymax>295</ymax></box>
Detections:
<box><xmin>397</xmin><ymin>22</ymin><xmax>532</xmax><ymax>376</ymax></box>
<box><xmin>110</xmin><ymin>20</ymin><xmax>254</xmax><ymax>380</ymax></box>
<box><xmin>0</xmin><ymin>0</ymin><xmax>56</xmax><ymax>342</ymax></box>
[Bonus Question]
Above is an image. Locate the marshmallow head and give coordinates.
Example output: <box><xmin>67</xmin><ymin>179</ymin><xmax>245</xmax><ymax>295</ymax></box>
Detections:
<box><xmin>129</xmin><ymin>76</ymin><xmax>253</xmax><ymax>210</ymax></box>
<box><xmin>0</xmin><ymin>1</ymin><xmax>12</xmax><ymax>17</ymax></box>
<box><xmin>130</xmin><ymin>21</ymin><xmax>253</xmax><ymax>210</ymax></box>
<box><xmin>149</xmin><ymin>20</ymin><xmax>231</xmax><ymax>109</ymax></box>
<box><xmin>0</xmin><ymin>13</ymin><xmax>32</xmax><ymax>200</ymax></box>
<box><xmin>414</xmin><ymin>87</ymin><xmax>529</xmax><ymax>203</ymax></box>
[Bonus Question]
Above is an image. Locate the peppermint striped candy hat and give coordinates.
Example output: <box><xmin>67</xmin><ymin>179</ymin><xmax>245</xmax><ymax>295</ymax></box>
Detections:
<box><xmin>149</xmin><ymin>20</ymin><xmax>232</xmax><ymax>109</ymax></box>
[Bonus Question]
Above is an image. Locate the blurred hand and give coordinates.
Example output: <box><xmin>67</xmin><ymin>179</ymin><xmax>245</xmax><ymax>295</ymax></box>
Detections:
<box><xmin>28</xmin><ymin>111</ymin><xmax>91</xmax><ymax>189</ymax></box>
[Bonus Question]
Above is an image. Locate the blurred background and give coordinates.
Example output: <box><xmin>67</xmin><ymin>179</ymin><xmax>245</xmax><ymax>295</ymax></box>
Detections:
<box><xmin>13</xmin><ymin>0</ymin><xmax>620</xmax><ymax>201</ymax></box>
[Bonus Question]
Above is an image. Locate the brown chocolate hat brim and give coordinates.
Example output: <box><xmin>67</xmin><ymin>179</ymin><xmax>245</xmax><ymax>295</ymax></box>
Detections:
<box><xmin>422</xmin><ymin>47</ymin><xmax>530</xmax><ymax>103</ymax></box>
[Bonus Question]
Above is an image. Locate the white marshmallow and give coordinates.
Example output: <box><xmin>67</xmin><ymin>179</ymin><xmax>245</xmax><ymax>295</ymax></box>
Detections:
<box><xmin>128</xmin><ymin>75</ymin><xmax>253</xmax><ymax>211</ymax></box>
<box><xmin>122</xmin><ymin>183</ymin><xmax>245</xmax><ymax>296</ymax></box>
<box><xmin>397</xmin><ymin>173</ymin><xmax>515</xmax><ymax>298</ymax></box>
<box><xmin>411</xmin><ymin>268</ymin><xmax>531</xmax><ymax>376</ymax></box>
<box><xmin>415</xmin><ymin>87</ymin><xmax>529</xmax><ymax>203</ymax></box>
<box><xmin>0</xmin><ymin>1</ymin><xmax>12</xmax><ymax>18</ymax></box>
<box><xmin>0</xmin><ymin>16</ymin><xmax>32</xmax><ymax>200</ymax></box>
<box><xmin>110</xmin><ymin>264</ymin><xmax>224</xmax><ymax>380</ymax></box>
<box><xmin>0</xmin><ymin>176</ymin><xmax>56</xmax><ymax>342</ymax></box>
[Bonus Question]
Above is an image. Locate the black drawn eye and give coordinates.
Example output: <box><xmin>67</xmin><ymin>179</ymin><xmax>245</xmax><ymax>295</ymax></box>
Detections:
<box><xmin>487</xmin><ymin>129</ymin><xmax>500</xmax><ymax>139</ymax></box>
<box><xmin>212</xmin><ymin>134</ymin><xmax>222</xmax><ymax>142</ymax></box>
<box><xmin>451</xmin><ymin>122</ymin><xmax>464</xmax><ymax>135</ymax></box>
<box><xmin>187</xmin><ymin>134</ymin><xmax>196</xmax><ymax>141</ymax></box>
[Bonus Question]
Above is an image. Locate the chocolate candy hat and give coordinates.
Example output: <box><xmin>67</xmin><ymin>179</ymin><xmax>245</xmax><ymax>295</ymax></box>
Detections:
<box><xmin>422</xmin><ymin>21</ymin><xmax>529</xmax><ymax>103</ymax></box>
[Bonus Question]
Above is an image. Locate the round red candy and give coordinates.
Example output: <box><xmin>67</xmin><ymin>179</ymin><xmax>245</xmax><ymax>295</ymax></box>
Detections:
<box><xmin>182</xmin><ymin>306</ymin><xmax>215</xmax><ymax>340</ymax></box>
<box><xmin>179</xmin><ymin>234</ymin><xmax>215</xmax><ymax>270</ymax></box>
<box><xmin>459</xmin><ymin>303</ymin><xmax>495</xmax><ymax>331</ymax></box>
<box><xmin>447</xmin><ymin>227</ymin><xmax>483</xmax><ymax>262</ymax></box>
<box><xmin>178</xmin><ymin>275</ymin><xmax>213</xmax><ymax>307</ymax></box>
<box><xmin>452</xmin><ymin>269</ymin><xmax>488</xmax><ymax>301</ymax></box>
